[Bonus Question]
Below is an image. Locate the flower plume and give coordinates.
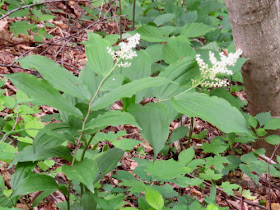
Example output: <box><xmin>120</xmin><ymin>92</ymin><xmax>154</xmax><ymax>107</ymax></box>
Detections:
<box><xmin>107</xmin><ymin>33</ymin><xmax>140</xmax><ymax>67</ymax></box>
<box><xmin>195</xmin><ymin>49</ymin><xmax>242</xmax><ymax>88</ymax></box>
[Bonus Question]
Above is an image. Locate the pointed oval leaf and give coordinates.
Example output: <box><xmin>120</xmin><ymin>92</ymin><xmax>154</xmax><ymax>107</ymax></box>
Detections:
<box><xmin>85</xmin><ymin>32</ymin><xmax>114</xmax><ymax>76</ymax></box>
<box><xmin>4</xmin><ymin>73</ymin><xmax>82</xmax><ymax>117</ymax></box>
<box><xmin>181</xmin><ymin>23</ymin><xmax>213</xmax><ymax>38</ymax></box>
<box><xmin>12</xmin><ymin>174</ymin><xmax>58</xmax><ymax>197</ymax></box>
<box><xmin>94</xmin><ymin>148</ymin><xmax>124</xmax><ymax>182</ymax></box>
<box><xmin>171</xmin><ymin>92</ymin><xmax>249</xmax><ymax>134</ymax></box>
<box><xmin>62</xmin><ymin>159</ymin><xmax>98</xmax><ymax>192</ymax></box>
<box><xmin>162</xmin><ymin>39</ymin><xmax>196</xmax><ymax>64</ymax></box>
<box><xmin>136</xmin><ymin>25</ymin><xmax>168</xmax><ymax>42</ymax></box>
<box><xmin>114</xmin><ymin>50</ymin><xmax>151</xmax><ymax>81</ymax></box>
<box><xmin>19</xmin><ymin>55</ymin><xmax>91</xmax><ymax>100</ymax></box>
<box><xmin>145</xmin><ymin>188</ymin><xmax>164</xmax><ymax>210</ymax></box>
<box><xmin>154</xmin><ymin>13</ymin><xmax>176</xmax><ymax>26</ymax></box>
<box><xmin>91</xmin><ymin>77</ymin><xmax>170</xmax><ymax>110</ymax></box>
<box><xmin>128</xmin><ymin>103</ymin><xmax>169</xmax><ymax>158</ymax></box>
<box><xmin>85</xmin><ymin>111</ymin><xmax>139</xmax><ymax>133</ymax></box>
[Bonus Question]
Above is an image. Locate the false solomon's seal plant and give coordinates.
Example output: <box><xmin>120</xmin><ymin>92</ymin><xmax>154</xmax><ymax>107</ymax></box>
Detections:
<box><xmin>1</xmin><ymin>31</ymin><xmax>250</xmax><ymax>209</ymax></box>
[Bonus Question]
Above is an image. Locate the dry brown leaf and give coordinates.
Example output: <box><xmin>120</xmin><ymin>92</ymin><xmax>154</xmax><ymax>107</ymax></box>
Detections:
<box><xmin>130</xmin><ymin>160</ymin><xmax>138</xmax><ymax>170</ymax></box>
<box><xmin>270</xmin><ymin>203</ymin><xmax>280</xmax><ymax>210</ymax></box>
<box><xmin>16</xmin><ymin>203</ymin><xmax>29</xmax><ymax>210</ymax></box>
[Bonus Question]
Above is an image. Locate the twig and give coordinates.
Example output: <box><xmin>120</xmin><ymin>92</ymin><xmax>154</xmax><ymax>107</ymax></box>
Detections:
<box><xmin>267</xmin><ymin>143</ymin><xmax>280</xmax><ymax>210</ymax></box>
<box><xmin>0</xmin><ymin>0</ymin><xmax>92</xmax><ymax>21</ymax></box>
<box><xmin>17</xmin><ymin>15</ymin><xmax>123</xmax><ymax>59</ymax></box>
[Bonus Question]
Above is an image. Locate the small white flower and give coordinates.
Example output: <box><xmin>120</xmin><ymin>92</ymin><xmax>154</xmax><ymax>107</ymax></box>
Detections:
<box><xmin>107</xmin><ymin>33</ymin><xmax>140</xmax><ymax>67</ymax></box>
<box><xmin>195</xmin><ymin>49</ymin><xmax>242</xmax><ymax>88</ymax></box>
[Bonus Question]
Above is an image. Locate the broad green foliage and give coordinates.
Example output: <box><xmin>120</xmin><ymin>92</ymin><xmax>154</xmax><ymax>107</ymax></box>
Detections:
<box><xmin>4</xmin><ymin>73</ymin><xmax>83</xmax><ymax>117</ymax></box>
<box><xmin>128</xmin><ymin>103</ymin><xmax>169</xmax><ymax>158</ymax></box>
<box><xmin>0</xmin><ymin>0</ymin><xmax>279</xmax><ymax>209</ymax></box>
<box><xmin>171</xmin><ymin>92</ymin><xmax>249</xmax><ymax>134</ymax></box>
<box><xmin>19</xmin><ymin>55</ymin><xmax>91</xmax><ymax>100</ymax></box>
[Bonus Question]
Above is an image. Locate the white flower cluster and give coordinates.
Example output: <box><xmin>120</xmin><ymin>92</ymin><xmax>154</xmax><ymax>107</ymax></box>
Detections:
<box><xmin>107</xmin><ymin>33</ymin><xmax>140</xmax><ymax>67</ymax></box>
<box><xmin>195</xmin><ymin>49</ymin><xmax>242</xmax><ymax>88</ymax></box>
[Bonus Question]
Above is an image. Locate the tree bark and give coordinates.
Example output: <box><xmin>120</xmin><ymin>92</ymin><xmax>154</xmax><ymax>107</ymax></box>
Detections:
<box><xmin>226</xmin><ymin>0</ymin><xmax>280</xmax><ymax>156</ymax></box>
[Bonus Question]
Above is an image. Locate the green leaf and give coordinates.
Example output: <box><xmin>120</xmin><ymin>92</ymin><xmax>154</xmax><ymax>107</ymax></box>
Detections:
<box><xmin>146</xmin><ymin>159</ymin><xmax>188</xmax><ymax>180</ymax></box>
<box><xmin>0</xmin><ymin>142</ymin><xmax>17</xmax><ymax>162</ymax></box>
<box><xmin>85</xmin><ymin>111</ymin><xmax>139</xmax><ymax>133</ymax></box>
<box><xmin>95</xmin><ymin>194</ymin><xmax>125</xmax><ymax>210</ymax></box>
<box><xmin>19</xmin><ymin>55</ymin><xmax>91</xmax><ymax>100</ymax></box>
<box><xmin>79</xmin><ymin>63</ymin><xmax>103</xmax><ymax>98</ymax></box>
<box><xmin>264</xmin><ymin>118</ymin><xmax>280</xmax><ymax>130</ymax></box>
<box><xmin>256</xmin><ymin>112</ymin><xmax>271</xmax><ymax>126</ymax></box>
<box><xmin>256</xmin><ymin>128</ymin><xmax>267</xmax><ymax>137</ymax></box>
<box><xmin>169</xmin><ymin>126</ymin><xmax>189</xmax><ymax>144</ymax></box>
<box><xmin>265</xmin><ymin>135</ymin><xmax>280</xmax><ymax>145</ymax></box>
<box><xmin>85</xmin><ymin>32</ymin><xmax>114</xmax><ymax>76</ymax></box>
<box><xmin>12</xmin><ymin>174</ymin><xmax>58</xmax><ymax>197</ymax></box>
<box><xmin>171</xmin><ymin>92</ymin><xmax>250</xmax><ymax>134</ymax></box>
<box><xmin>10</xmin><ymin>162</ymin><xmax>36</xmax><ymax>190</ymax></box>
<box><xmin>104</xmin><ymin>34</ymin><xmax>119</xmax><ymax>45</ymax></box>
<box><xmin>92</xmin><ymin>77</ymin><xmax>170</xmax><ymax>110</ymax></box>
<box><xmin>162</xmin><ymin>38</ymin><xmax>195</xmax><ymax>64</ymax></box>
<box><xmin>192</xmin><ymin>130</ymin><xmax>208</xmax><ymax>140</ymax></box>
<box><xmin>202</xmin><ymin>138</ymin><xmax>228</xmax><ymax>155</ymax></box>
<box><xmin>10</xmin><ymin>21</ymin><xmax>37</xmax><ymax>36</ymax></box>
<box><xmin>181</xmin><ymin>23</ymin><xmax>213</xmax><ymax>38</ymax></box>
<box><xmin>128</xmin><ymin>103</ymin><xmax>169</xmax><ymax>158</ymax></box>
<box><xmin>136</xmin><ymin>25</ymin><xmax>168</xmax><ymax>42</ymax></box>
<box><xmin>220</xmin><ymin>181</ymin><xmax>239</xmax><ymax>196</ymax></box>
<box><xmin>62</xmin><ymin>159</ymin><xmax>98</xmax><ymax>192</ymax></box>
<box><xmin>240</xmin><ymin>189</ymin><xmax>257</xmax><ymax>200</ymax></box>
<box><xmin>2</xmin><ymin>189</ymin><xmax>12</xmax><ymax>198</ymax></box>
<box><xmin>14</xmin><ymin>145</ymin><xmax>72</xmax><ymax>163</ymax></box>
<box><xmin>153</xmin><ymin>13</ymin><xmax>176</xmax><ymax>26</ymax></box>
<box><xmin>81</xmin><ymin>190</ymin><xmax>97</xmax><ymax>210</ymax></box>
<box><xmin>37</xmin><ymin>160</ymin><xmax>55</xmax><ymax>171</ymax></box>
<box><xmin>199</xmin><ymin>169</ymin><xmax>222</xmax><ymax>181</ymax></box>
<box><xmin>174</xmin><ymin>177</ymin><xmax>203</xmax><ymax>188</ymax></box>
<box><xmin>25</xmin><ymin>119</ymin><xmax>44</xmax><ymax>137</ymax></box>
<box><xmin>112</xmin><ymin>139</ymin><xmax>141</xmax><ymax>151</ymax></box>
<box><xmin>94</xmin><ymin>148</ymin><xmax>124</xmax><ymax>182</ymax></box>
<box><xmin>114</xmin><ymin>50</ymin><xmax>151</xmax><ymax>81</ymax></box>
<box><xmin>120</xmin><ymin>180</ymin><xmax>146</xmax><ymax>194</ymax></box>
<box><xmin>178</xmin><ymin>147</ymin><xmax>195</xmax><ymax>165</ymax></box>
<box><xmin>206</xmin><ymin>204</ymin><xmax>219</xmax><ymax>210</ymax></box>
<box><xmin>4</xmin><ymin>73</ymin><xmax>82</xmax><ymax>117</ymax></box>
<box><xmin>145</xmin><ymin>44</ymin><xmax>164</xmax><ymax>63</ymax></box>
<box><xmin>145</xmin><ymin>188</ymin><xmax>164</xmax><ymax>210</ymax></box>
<box><xmin>210</xmin><ymin>88</ymin><xmax>245</xmax><ymax>110</ymax></box>
<box><xmin>205</xmin><ymin>155</ymin><xmax>229</xmax><ymax>172</ymax></box>
<box><xmin>247</xmin><ymin>115</ymin><xmax>258</xmax><ymax>128</ymax></box>
<box><xmin>154</xmin><ymin>57</ymin><xmax>198</xmax><ymax>100</ymax></box>
<box><xmin>32</xmin><ymin>9</ymin><xmax>55</xmax><ymax>21</ymax></box>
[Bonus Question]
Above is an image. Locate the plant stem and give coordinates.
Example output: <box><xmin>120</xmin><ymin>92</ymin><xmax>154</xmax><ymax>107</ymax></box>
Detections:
<box><xmin>67</xmin><ymin>57</ymin><xmax>121</xmax><ymax>210</ymax></box>
<box><xmin>119</xmin><ymin>0</ymin><xmax>122</xmax><ymax>40</ymax></box>
<box><xmin>71</xmin><ymin>62</ymin><xmax>119</xmax><ymax>166</ymax></box>
<box><xmin>187</xmin><ymin>117</ymin><xmax>194</xmax><ymax>147</ymax></box>
<box><xmin>80</xmin><ymin>134</ymin><xmax>96</xmax><ymax>161</ymax></box>
<box><xmin>67</xmin><ymin>180</ymin><xmax>71</xmax><ymax>210</ymax></box>
<box><xmin>132</xmin><ymin>0</ymin><xmax>136</xmax><ymax>30</ymax></box>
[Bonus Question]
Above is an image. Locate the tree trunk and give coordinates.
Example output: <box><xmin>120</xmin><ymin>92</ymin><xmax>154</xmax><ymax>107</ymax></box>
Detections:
<box><xmin>226</xmin><ymin>0</ymin><xmax>280</xmax><ymax>156</ymax></box>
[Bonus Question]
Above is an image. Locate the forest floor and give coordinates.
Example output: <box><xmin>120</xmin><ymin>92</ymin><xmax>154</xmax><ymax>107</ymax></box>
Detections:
<box><xmin>0</xmin><ymin>1</ymin><xmax>279</xmax><ymax>209</ymax></box>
